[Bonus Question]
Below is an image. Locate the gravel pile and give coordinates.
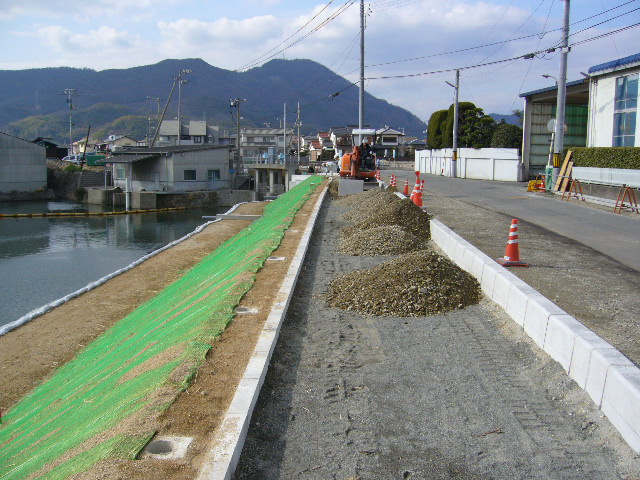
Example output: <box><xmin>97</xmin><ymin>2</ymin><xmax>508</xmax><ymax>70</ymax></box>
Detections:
<box><xmin>327</xmin><ymin>250</ymin><xmax>482</xmax><ymax>316</ymax></box>
<box><xmin>340</xmin><ymin>191</ymin><xmax>401</xmax><ymax>222</ymax></box>
<box><xmin>339</xmin><ymin>225</ymin><xmax>426</xmax><ymax>256</ymax></box>
<box><xmin>342</xmin><ymin>196</ymin><xmax>431</xmax><ymax>241</ymax></box>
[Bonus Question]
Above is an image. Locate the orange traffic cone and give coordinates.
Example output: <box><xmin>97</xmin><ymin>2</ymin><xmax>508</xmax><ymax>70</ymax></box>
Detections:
<box><xmin>403</xmin><ymin>179</ymin><xmax>409</xmax><ymax>196</ymax></box>
<box><xmin>497</xmin><ymin>219</ymin><xmax>528</xmax><ymax>267</ymax></box>
<box><xmin>390</xmin><ymin>174</ymin><xmax>397</xmax><ymax>188</ymax></box>
<box><xmin>414</xmin><ymin>182</ymin><xmax>423</xmax><ymax>207</ymax></box>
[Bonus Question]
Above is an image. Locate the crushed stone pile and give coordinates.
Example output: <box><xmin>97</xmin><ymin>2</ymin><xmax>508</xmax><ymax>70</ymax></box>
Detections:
<box><xmin>339</xmin><ymin>225</ymin><xmax>426</xmax><ymax>256</ymax></box>
<box><xmin>342</xmin><ymin>196</ymin><xmax>431</xmax><ymax>241</ymax></box>
<box><xmin>327</xmin><ymin>250</ymin><xmax>482</xmax><ymax>316</ymax></box>
<box><xmin>339</xmin><ymin>190</ymin><xmax>402</xmax><ymax>222</ymax></box>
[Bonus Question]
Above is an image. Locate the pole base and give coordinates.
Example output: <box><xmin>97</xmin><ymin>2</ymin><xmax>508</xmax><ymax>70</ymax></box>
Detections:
<box><xmin>497</xmin><ymin>258</ymin><xmax>529</xmax><ymax>267</ymax></box>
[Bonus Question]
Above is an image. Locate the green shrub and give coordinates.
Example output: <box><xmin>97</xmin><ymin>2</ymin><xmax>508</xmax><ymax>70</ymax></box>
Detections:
<box><xmin>64</xmin><ymin>164</ymin><xmax>81</xmax><ymax>172</ymax></box>
<box><xmin>567</xmin><ymin>147</ymin><xmax>640</xmax><ymax>170</ymax></box>
<box><xmin>426</xmin><ymin>110</ymin><xmax>448</xmax><ymax>148</ymax></box>
<box><xmin>491</xmin><ymin>123</ymin><xmax>523</xmax><ymax>149</ymax></box>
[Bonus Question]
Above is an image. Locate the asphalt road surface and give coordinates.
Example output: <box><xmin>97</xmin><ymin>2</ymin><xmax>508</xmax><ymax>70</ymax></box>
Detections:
<box><xmin>233</xmin><ymin>193</ymin><xmax>640</xmax><ymax>479</ymax></box>
<box><xmin>387</xmin><ymin>170</ymin><xmax>640</xmax><ymax>272</ymax></box>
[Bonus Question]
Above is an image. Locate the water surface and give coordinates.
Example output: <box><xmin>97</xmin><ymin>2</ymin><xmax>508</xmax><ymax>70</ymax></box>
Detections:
<box><xmin>0</xmin><ymin>201</ymin><xmax>215</xmax><ymax>328</ymax></box>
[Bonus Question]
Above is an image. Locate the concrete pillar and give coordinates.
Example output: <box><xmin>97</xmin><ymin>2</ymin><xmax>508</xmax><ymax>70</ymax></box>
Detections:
<box><xmin>268</xmin><ymin>169</ymin><xmax>275</xmax><ymax>194</ymax></box>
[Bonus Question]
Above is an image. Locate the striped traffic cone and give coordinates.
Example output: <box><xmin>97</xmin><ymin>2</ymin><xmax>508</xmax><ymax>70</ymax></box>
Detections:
<box><xmin>414</xmin><ymin>181</ymin><xmax>423</xmax><ymax>207</ymax></box>
<box><xmin>403</xmin><ymin>178</ymin><xmax>409</xmax><ymax>196</ymax></box>
<box><xmin>390</xmin><ymin>174</ymin><xmax>397</xmax><ymax>188</ymax></box>
<box><xmin>497</xmin><ymin>219</ymin><xmax>528</xmax><ymax>267</ymax></box>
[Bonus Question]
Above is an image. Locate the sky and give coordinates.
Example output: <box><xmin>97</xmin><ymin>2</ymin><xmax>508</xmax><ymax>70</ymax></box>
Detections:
<box><xmin>0</xmin><ymin>0</ymin><xmax>639</xmax><ymax>126</ymax></box>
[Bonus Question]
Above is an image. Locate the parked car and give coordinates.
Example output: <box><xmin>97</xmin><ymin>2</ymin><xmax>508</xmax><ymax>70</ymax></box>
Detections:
<box><xmin>61</xmin><ymin>154</ymin><xmax>83</xmax><ymax>164</ymax></box>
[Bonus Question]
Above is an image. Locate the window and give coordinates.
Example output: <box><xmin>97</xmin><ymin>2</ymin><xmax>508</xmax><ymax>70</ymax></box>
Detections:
<box><xmin>207</xmin><ymin>169</ymin><xmax>220</xmax><ymax>182</ymax></box>
<box><xmin>613</xmin><ymin>73</ymin><xmax>638</xmax><ymax>147</ymax></box>
<box><xmin>193</xmin><ymin>136</ymin><xmax>202</xmax><ymax>143</ymax></box>
<box><xmin>184</xmin><ymin>169</ymin><xmax>197</xmax><ymax>181</ymax></box>
<box><xmin>116</xmin><ymin>168</ymin><xmax>125</xmax><ymax>179</ymax></box>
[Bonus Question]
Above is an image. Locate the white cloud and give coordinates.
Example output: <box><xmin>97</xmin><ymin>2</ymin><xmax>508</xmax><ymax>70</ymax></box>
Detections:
<box><xmin>36</xmin><ymin>25</ymin><xmax>136</xmax><ymax>53</ymax></box>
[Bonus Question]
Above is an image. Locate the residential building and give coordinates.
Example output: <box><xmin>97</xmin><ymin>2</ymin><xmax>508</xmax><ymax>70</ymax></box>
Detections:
<box><xmin>156</xmin><ymin>120</ymin><xmax>221</xmax><ymax>147</ymax></box>
<box><xmin>33</xmin><ymin>137</ymin><xmax>66</xmax><ymax>160</ymax></box>
<box><xmin>240</xmin><ymin>127</ymin><xmax>294</xmax><ymax>162</ymax></box>
<box><xmin>0</xmin><ymin>132</ymin><xmax>46</xmax><ymax>193</ymax></box>
<box><xmin>375</xmin><ymin>126</ymin><xmax>404</xmax><ymax>159</ymax></box>
<box><xmin>329</xmin><ymin>126</ymin><xmax>354</xmax><ymax>158</ymax></box>
<box><xmin>586</xmin><ymin>52</ymin><xmax>640</xmax><ymax>147</ymax></box>
<box><xmin>110</xmin><ymin>145</ymin><xmax>231</xmax><ymax>193</ymax></box>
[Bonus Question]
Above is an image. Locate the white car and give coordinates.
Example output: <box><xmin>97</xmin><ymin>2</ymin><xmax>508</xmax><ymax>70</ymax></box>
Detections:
<box><xmin>62</xmin><ymin>154</ymin><xmax>82</xmax><ymax>164</ymax></box>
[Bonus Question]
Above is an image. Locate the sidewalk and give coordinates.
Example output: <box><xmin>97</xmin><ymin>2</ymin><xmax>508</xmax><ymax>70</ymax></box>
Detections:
<box><xmin>233</xmin><ymin>193</ymin><xmax>640</xmax><ymax>479</ymax></box>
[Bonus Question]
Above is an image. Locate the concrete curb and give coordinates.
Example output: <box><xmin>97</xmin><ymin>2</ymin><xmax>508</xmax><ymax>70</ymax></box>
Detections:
<box><xmin>197</xmin><ymin>186</ymin><xmax>328</xmax><ymax>480</ymax></box>
<box><xmin>430</xmin><ymin>218</ymin><xmax>640</xmax><ymax>454</ymax></box>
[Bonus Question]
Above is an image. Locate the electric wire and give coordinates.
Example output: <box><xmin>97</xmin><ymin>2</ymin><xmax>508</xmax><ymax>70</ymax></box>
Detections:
<box><xmin>236</xmin><ymin>0</ymin><xmax>357</xmax><ymax>72</ymax></box>
<box><xmin>364</xmin><ymin>22</ymin><xmax>640</xmax><ymax>81</ymax></box>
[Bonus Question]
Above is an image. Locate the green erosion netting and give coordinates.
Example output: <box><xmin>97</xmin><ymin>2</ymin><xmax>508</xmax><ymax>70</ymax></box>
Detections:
<box><xmin>0</xmin><ymin>177</ymin><xmax>322</xmax><ymax>480</ymax></box>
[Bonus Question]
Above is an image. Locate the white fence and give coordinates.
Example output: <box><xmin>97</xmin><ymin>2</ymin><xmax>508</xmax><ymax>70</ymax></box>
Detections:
<box><xmin>573</xmin><ymin>167</ymin><xmax>640</xmax><ymax>188</ymax></box>
<box><xmin>415</xmin><ymin>148</ymin><xmax>524</xmax><ymax>182</ymax></box>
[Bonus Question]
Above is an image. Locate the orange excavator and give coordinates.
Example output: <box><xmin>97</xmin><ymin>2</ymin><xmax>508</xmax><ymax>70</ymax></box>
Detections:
<box><xmin>339</xmin><ymin>129</ymin><xmax>377</xmax><ymax>181</ymax></box>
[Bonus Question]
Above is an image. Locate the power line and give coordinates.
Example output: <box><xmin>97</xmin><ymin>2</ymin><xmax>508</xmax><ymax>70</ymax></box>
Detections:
<box><xmin>364</xmin><ymin>22</ymin><xmax>640</xmax><ymax>81</ymax></box>
<box><xmin>236</xmin><ymin>0</ymin><xmax>357</xmax><ymax>72</ymax></box>
<box><xmin>235</xmin><ymin>0</ymin><xmax>337</xmax><ymax>71</ymax></box>
<box><xmin>354</xmin><ymin>0</ymin><xmax>638</xmax><ymax>72</ymax></box>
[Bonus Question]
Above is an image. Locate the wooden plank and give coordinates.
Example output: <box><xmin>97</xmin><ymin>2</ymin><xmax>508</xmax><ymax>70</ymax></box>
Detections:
<box><xmin>554</xmin><ymin>150</ymin><xmax>572</xmax><ymax>191</ymax></box>
<box><xmin>559</xmin><ymin>161</ymin><xmax>573</xmax><ymax>193</ymax></box>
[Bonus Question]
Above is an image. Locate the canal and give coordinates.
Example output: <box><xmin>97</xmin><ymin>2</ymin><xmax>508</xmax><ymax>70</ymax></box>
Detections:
<box><xmin>0</xmin><ymin>201</ymin><xmax>215</xmax><ymax>329</ymax></box>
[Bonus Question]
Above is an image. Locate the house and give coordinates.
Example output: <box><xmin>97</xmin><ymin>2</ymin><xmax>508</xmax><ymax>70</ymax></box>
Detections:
<box><xmin>0</xmin><ymin>132</ymin><xmax>46</xmax><ymax>193</ymax></box>
<box><xmin>110</xmin><ymin>145</ymin><xmax>232</xmax><ymax>194</ymax></box>
<box><xmin>586</xmin><ymin>52</ymin><xmax>640</xmax><ymax>147</ymax></box>
<box><xmin>329</xmin><ymin>126</ymin><xmax>353</xmax><ymax>158</ymax></box>
<box><xmin>239</xmin><ymin>127</ymin><xmax>294</xmax><ymax>162</ymax></box>
<box><xmin>33</xmin><ymin>137</ymin><xmax>65</xmax><ymax>160</ymax></box>
<box><xmin>375</xmin><ymin>126</ymin><xmax>404</xmax><ymax>159</ymax></box>
<box><xmin>156</xmin><ymin>121</ymin><xmax>221</xmax><ymax>147</ymax></box>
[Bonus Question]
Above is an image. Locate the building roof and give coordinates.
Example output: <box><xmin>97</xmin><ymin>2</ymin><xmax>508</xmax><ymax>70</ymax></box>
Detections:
<box><xmin>376</xmin><ymin>127</ymin><xmax>404</xmax><ymax>135</ymax></box>
<box><xmin>110</xmin><ymin>144</ymin><xmax>230</xmax><ymax>157</ymax></box>
<box><xmin>588</xmin><ymin>52</ymin><xmax>640</xmax><ymax>75</ymax></box>
<box><xmin>106</xmin><ymin>154</ymin><xmax>161</xmax><ymax>164</ymax></box>
<box><xmin>519</xmin><ymin>79</ymin><xmax>587</xmax><ymax>98</ymax></box>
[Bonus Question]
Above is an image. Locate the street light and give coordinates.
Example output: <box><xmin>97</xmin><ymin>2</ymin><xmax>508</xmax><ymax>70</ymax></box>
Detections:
<box><xmin>542</xmin><ymin>74</ymin><xmax>557</xmax><ymax>84</ymax></box>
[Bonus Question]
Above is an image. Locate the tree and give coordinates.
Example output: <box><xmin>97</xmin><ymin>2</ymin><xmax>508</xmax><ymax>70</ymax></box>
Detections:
<box><xmin>491</xmin><ymin>123</ymin><xmax>523</xmax><ymax>149</ymax></box>
<box><xmin>443</xmin><ymin>102</ymin><xmax>495</xmax><ymax>149</ymax></box>
<box><xmin>512</xmin><ymin>109</ymin><xmax>524</xmax><ymax>126</ymax></box>
<box><xmin>426</xmin><ymin>110</ymin><xmax>448</xmax><ymax>148</ymax></box>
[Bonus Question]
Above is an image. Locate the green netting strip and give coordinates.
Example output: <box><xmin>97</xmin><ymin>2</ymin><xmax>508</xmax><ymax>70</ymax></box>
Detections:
<box><xmin>0</xmin><ymin>176</ymin><xmax>322</xmax><ymax>480</ymax></box>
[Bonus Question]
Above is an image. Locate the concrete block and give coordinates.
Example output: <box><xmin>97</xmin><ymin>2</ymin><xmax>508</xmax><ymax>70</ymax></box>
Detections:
<box><xmin>543</xmin><ymin>315</ymin><xmax>592</xmax><ymax>372</ymax></box>
<box><xmin>505</xmin><ymin>283</ymin><xmax>539</xmax><ymax>327</ymax></box>
<box><xmin>568</xmin><ymin>333</ymin><xmax>613</xmax><ymax>389</ymax></box>
<box><xmin>338</xmin><ymin>179</ymin><xmax>363</xmax><ymax>196</ymax></box>
<box><xmin>491</xmin><ymin>272</ymin><xmax>514</xmax><ymax>310</ymax></box>
<box><xmin>461</xmin><ymin>248</ymin><xmax>475</xmax><ymax>273</ymax></box>
<box><xmin>227</xmin><ymin>378</ymin><xmax>261</xmax><ymax>416</ymax></box>
<box><xmin>601</xmin><ymin>366</ymin><xmax>640</xmax><ymax>454</ymax></box>
<box><xmin>585</xmin><ymin>348</ymin><xmax>635</xmax><ymax>406</ymax></box>
<box><xmin>522</xmin><ymin>296</ymin><xmax>564</xmax><ymax>348</ymax></box>
<box><xmin>480</xmin><ymin>264</ymin><xmax>502</xmax><ymax>298</ymax></box>
<box><xmin>470</xmin><ymin>253</ymin><xmax>486</xmax><ymax>281</ymax></box>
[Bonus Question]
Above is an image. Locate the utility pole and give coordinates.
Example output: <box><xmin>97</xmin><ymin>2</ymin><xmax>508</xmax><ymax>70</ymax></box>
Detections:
<box><xmin>283</xmin><ymin>103</ymin><xmax>287</xmax><ymax>163</ymax></box>
<box><xmin>146</xmin><ymin>96</ymin><xmax>161</xmax><ymax>147</ymax></box>
<box><xmin>230</xmin><ymin>98</ymin><xmax>245</xmax><ymax>180</ymax></box>
<box><xmin>358</xmin><ymin>0</ymin><xmax>365</xmax><ymax>146</ymax></box>
<box><xmin>64</xmin><ymin>89</ymin><xmax>77</xmax><ymax>155</ymax></box>
<box><xmin>553</xmin><ymin>0</ymin><xmax>570</xmax><ymax>185</ymax></box>
<box><xmin>297</xmin><ymin>102</ymin><xmax>301</xmax><ymax>166</ymax></box>
<box><xmin>445</xmin><ymin>69</ymin><xmax>459</xmax><ymax>178</ymax></box>
<box><xmin>176</xmin><ymin>69</ymin><xmax>192</xmax><ymax>146</ymax></box>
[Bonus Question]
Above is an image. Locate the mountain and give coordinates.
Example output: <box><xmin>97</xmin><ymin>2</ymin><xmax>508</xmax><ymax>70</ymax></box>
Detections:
<box><xmin>0</xmin><ymin>58</ymin><xmax>427</xmax><ymax>145</ymax></box>
<box><xmin>489</xmin><ymin>113</ymin><xmax>522</xmax><ymax>126</ymax></box>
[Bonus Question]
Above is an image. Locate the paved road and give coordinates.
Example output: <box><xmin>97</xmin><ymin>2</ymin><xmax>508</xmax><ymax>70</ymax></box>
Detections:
<box><xmin>233</xmin><ymin>195</ymin><xmax>639</xmax><ymax>479</ymax></box>
<box><xmin>387</xmin><ymin>170</ymin><xmax>640</xmax><ymax>272</ymax></box>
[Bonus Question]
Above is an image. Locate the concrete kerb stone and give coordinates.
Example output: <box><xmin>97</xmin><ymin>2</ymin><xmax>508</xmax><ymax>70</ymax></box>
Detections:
<box><xmin>429</xmin><ymin>217</ymin><xmax>640</xmax><ymax>454</ymax></box>
<box><xmin>601</xmin><ymin>366</ymin><xmax>640</xmax><ymax>452</ymax></box>
<box><xmin>197</xmin><ymin>185</ymin><xmax>329</xmax><ymax>480</ymax></box>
